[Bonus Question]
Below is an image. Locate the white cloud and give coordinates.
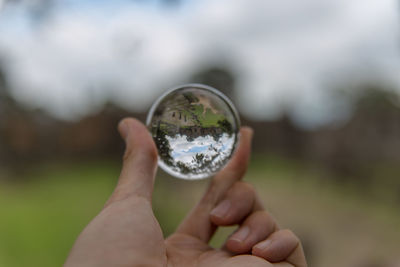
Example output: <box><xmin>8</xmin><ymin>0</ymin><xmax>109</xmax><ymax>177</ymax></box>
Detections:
<box><xmin>0</xmin><ymin>0</ymin><xmax>399</xmax><ymax>127</ymax></box>
<box><xmin>167</xmin><ymin>133</ymin><xmax>234</xmax><ymax>165</ymax></box>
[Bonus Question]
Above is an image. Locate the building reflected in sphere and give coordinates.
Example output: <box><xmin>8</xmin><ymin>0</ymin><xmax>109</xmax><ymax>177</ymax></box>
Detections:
<box><xmin>147</xmin><ymin>84</ymin><xmax>240</xmax><ymax>179</ymax></box>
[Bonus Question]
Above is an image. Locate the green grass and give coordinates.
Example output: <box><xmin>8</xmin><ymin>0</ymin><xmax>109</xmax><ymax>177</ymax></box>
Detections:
<box><xmin>159</xmin><ymin>104</ymin><xmax>225</xmax><ymax>128</ymax></box>
<box><xmin>180</xmin><ymin>104</ymin><xmax>225</xmax><ymax>128</ymax></box>
<box><xmin>0</xmin><ymin>162</ymin><xmax>119</xmax><ymax>267</ymax></box>
<box><xmin>0</xmin><ymin>156</ymin><xmax>399</xmax><ymax>267</ymax></box>
<box><xmin>196</xmin><ymin>105</ymin><xmax>225</xmax><ymax>127</ymax></box>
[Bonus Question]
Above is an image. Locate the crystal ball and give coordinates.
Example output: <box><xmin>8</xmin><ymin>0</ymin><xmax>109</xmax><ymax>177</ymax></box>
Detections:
<box><xmin>146</xmin><ymin>84</ymin><xmax>240</xmax><ymax>179</ymax></box>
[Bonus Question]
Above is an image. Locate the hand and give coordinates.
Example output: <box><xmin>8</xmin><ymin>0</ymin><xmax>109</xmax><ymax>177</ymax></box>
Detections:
<box><xmin>65</xmin><ymin>118</ymin><xmax>307</xmax><ymax>267</ymax></box>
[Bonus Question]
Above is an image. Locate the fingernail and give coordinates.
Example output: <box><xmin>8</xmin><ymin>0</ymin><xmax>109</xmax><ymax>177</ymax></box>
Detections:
<box><xmin>230</xmin><ymin>226</ymin><xmax>250</xmax><ymax>243</ymax></box>
<box><xmin>119</xmin><ymin>120</ymin><xmax>130</xmax><ymax>140</ymax></box>
<box><xmin>254</xmin><ymin>239</ymin><xmax>272</xmax><ymax>251</ymax></box>
<box><xmin>210</xmin><ymin>199</ymin><xmax>231</xmax><ymax>218</ymax></box>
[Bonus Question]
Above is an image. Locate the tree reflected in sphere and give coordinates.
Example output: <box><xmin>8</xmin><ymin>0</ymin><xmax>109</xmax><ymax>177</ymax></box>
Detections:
<box><xmin>147</xmin><ymin>84</ymin><xmax>240</xmax><ymax>179</ymax></box>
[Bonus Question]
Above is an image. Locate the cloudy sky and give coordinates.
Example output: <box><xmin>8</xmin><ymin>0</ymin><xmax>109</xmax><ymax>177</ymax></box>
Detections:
<box><xmin>168</xmin><ymin>133</ymin><xmax>234</xmax><ymax>166</ymax></box>
<box><xmin>166</xmin><ymin>132</ymin><xmax>234</xmax><ymax>179</ymax></box>
<box><xmin>0</xmin><ymin>0</ymin><xmax>399</xmax><ymax>128</ymax></box>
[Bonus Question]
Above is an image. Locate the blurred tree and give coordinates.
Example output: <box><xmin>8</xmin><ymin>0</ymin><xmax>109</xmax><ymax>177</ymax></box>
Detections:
<box><xmin>190</xmin><ymin>66</ymin><xmax>236</xmax><ymax>100</ymax></box>
<box><xmin>308</xmin><ymin>85</ymin><xmax>400</xmax><ymax>189</ymax></box>
<box><xmin>0</xmin><ymin>63</ymin><xmax>17</xmax><ymax>131</ymax></box>
<box><xmin>0</xmin><ymin>62</ymin><xmax>15</xmax><ymax>108</ymax></box>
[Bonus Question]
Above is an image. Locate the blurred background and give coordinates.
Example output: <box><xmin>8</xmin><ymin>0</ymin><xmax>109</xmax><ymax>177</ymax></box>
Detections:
<box><xmin>0</xmin><ymin>0</ymin><xmax>400</xmax><ymax>266</ymax></box>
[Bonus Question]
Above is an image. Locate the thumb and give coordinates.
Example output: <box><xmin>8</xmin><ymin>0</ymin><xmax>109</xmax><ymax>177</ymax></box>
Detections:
<box><xmin>107</xmin><ymin>118</ymin><xmax>158</xmax><ymax>205</ymax></box>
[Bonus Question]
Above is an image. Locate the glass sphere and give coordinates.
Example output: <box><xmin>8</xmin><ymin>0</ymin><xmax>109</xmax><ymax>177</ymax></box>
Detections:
<box><xmin>146</xmin><ymin>84</ymin><xmax>240</xmax><ymax>180</ymax></box>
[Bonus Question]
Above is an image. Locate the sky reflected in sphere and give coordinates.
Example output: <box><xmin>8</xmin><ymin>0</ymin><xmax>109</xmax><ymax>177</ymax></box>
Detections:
<box><xmin>147</xmin><ymin>84</ymin><xmax>240</xmax><ymax>179</ymax></box>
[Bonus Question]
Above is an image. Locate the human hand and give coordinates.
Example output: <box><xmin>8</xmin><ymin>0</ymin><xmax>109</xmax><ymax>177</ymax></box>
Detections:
<box><xmin>64</xmin><ymin>118</ymin><xmax>307</xmax><ymax>267</ymax></box>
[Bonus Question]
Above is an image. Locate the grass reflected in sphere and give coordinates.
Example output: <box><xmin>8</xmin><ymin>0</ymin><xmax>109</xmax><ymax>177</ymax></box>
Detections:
<box><xmin>147</xmin><ymin>84</ymin><xmax>240</xmax><ymax>179</ymax></box>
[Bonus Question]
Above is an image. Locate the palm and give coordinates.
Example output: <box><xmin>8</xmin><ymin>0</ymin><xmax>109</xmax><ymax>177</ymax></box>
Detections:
<box><xmin>165</xmin><ymin>233</ymin><xmax>276</xmax><ymax>267</ymax></box>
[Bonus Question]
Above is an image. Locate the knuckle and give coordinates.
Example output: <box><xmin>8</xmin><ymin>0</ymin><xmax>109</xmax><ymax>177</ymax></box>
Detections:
<box><xmin>280</xmin><ymin>229</ymin><xmax>299</xmax><ymax>241</ymax></box>
<box><xmin>247</xmin><ymin>210</ymin><xmax>271</xmax><ymax>225</ymax></box>
<box><xmin>147</xmin><ymin>144</ymin><xmax>158</xmax><ymax>162</ymax></box>
<box><xmin>256</xmin><ymin>210</ymin><xmax>276</xmax><ymax>226</ymax></box>
<box><xmin>247</xmin><ymin>210</ymin><xmax>276</xmax><ymax>233</ymax></box>
<box><xmin>122</xmin><ymin>142</ymin><xmax>158</xmax><ymax>164</ymax></box>
<box><xmin>281</xmin><ymin>228</ymin><xmax>293</xmax><ymax>235</ymax></box>
<box><xmin>234</xmin><ymin>181</ymin><xmax>256</xmax><ymax>195</ymax></box>
<box><xmin>253</xmin><ymin>210</ymin><xmax>270</xmax><ymax>220</ymax></box>
<box><xmin>122</xmin><ymin>145</ymin><xmax>135</xmax><ymax>162</ymax></box>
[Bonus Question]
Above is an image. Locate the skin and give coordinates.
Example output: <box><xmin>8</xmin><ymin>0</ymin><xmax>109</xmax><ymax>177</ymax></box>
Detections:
<box><xmin>64</xmin><ymin>118</ymin><xmax>307</xmax><ymax>267</ymax></box>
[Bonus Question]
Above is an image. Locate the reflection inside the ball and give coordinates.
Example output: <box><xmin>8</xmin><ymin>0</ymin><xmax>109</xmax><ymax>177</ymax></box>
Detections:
<box><xmin>147</xmin><ymin>85</ymin><xmax>239</xmax><ymax>179</ymax></box>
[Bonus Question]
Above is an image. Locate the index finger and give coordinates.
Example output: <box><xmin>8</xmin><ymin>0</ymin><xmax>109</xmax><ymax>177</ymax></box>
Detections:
<box><xmin>174</xmin><ymin>127</ymin><xmax>254</xmax><ymax>243</ymax></box>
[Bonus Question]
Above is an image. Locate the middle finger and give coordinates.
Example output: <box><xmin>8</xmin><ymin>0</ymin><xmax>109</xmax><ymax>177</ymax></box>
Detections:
<box><xmin>210</xmin><ymin>181</ymin><xmax>263</xmax><ymax>226</ymax></box>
